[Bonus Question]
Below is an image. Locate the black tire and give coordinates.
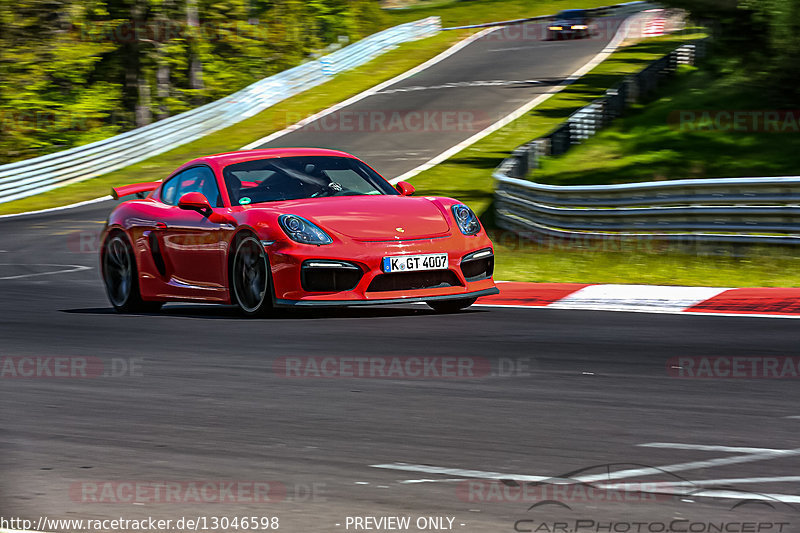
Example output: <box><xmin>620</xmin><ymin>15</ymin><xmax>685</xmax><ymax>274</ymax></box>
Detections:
<box><xmin>426</xmin><ymin>297</ymin><xmax>477</xmax><ymax>313</ymax></box>
<box><xmin>230</xmin><ymin>234</ymin><xmax>273</xmax><ymax>317</ymax></box>
<box><xmin>102</xmin><ymin>233</ymin><xmax>163</xmax><ymax>313</ymax></box>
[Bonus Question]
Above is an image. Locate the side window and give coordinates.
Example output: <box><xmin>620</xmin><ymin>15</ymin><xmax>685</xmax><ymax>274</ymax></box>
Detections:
<box><xmin>161</xmin><ymin>177</ymin><xmax>179</xmax><ymax>205</ymax></box>
<box><xmin>162</xmin><ymin>166</ymin><xmax>222</xmax><ymax>207</ymax></box>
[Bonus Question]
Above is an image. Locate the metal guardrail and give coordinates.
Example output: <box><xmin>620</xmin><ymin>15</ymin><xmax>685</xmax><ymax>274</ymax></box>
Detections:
<box><xmin>496</xmin><ymin>175</ymin><xmax>800</xmax><ymax>235</ymax></box>
<box><xmin>0</xmin><ymin>2</ymin><xmax>663</xmax><ymax>207</ymax></box>
<box><xmin>0</xmin><ymin>1</ymin><xmax>667</xmax><ymax>207</ymax></box>
<box><xmin>0</xmin><ymin>17</ymin><xmax>441</xmax><ymax>205</ymax></box>
<box><xmin>499</xmin><ymin>40</ymin><xmax>706</xmax><ymax>179</ymax></box>
<box><xmin>490</xmin><ymin>39</ymin><xmax>800</xmax><ymax>246</ymax></box>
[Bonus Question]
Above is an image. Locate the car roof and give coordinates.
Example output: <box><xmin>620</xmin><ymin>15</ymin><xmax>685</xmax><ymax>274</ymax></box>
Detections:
<box><xmin>172</xmin><ymin>148</ymin><xmax>359</xmax><ymax>176</ymax></box>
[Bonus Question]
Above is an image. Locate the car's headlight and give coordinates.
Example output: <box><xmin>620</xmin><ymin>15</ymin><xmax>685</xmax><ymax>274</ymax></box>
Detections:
<box><xmin>278</xmin><ymin>215</ymin><xmax>333</xmax><ymax>245</ymax></box>
<box><xmin>451</xmin><ymin>204</ymin><xmax>481</xmax><ymax>236</ymax></box>
<box><xmin>571</xmin><ymin>25</ymin><xmax>588</xmax><ymax>29</ymax></box>
<box><xmin>549</xmin><ymin>26</ymin><xmax>563</xmax><ymax>30</ymax></box>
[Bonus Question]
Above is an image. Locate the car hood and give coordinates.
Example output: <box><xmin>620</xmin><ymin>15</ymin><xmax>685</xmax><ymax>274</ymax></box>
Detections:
<box><xmin>262</xmin><ymin>196</ymin><xmax>452</xmax><ymax>240</ymax></box>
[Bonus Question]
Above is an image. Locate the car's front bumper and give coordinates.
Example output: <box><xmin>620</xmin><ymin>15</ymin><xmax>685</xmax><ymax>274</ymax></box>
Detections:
<box><xmin>275</xmin><ymin>287</ymin><xmax>499</xmax><ymax>307</ymax></box>
<box><xmin>266</xmin><ymin>233</ymin><xmax>498</xmax><ymax>305</ymax></box>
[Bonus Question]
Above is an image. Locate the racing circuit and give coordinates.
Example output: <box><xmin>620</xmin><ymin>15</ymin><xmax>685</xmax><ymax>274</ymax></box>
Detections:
<box><xmin>1</xmin><ymin>14</ymin><xmax>799</xmax><ymax>533</ymax></box>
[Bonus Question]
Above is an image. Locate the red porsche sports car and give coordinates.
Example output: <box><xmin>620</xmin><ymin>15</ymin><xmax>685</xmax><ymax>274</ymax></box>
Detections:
<box><xmin>101</xmin><ymin>148</ymin><xmax>498</xmax><ymax>316</ymax></box>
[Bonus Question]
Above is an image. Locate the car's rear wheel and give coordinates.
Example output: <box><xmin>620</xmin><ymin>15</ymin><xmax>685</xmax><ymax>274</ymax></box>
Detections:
<box><xmin>426</xmin><ymin>297</ymin><xmax>477</xmax><ymax>313</ymax></box>
<box><xmin>231</xmin><ymin>235</ymin><xmax>273</xmax><ymax>317</ymax></box>
<box><xmin>102</xmin><ymin>233</ymin><xmax>163</xmax><ymax>313</ymax></box>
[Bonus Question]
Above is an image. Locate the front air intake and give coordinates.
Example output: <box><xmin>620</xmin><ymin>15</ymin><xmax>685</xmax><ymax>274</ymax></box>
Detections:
<box><xmin>460</xmin><ymin>248</ymin><xmax>494</xmax><ymax>281</ymax></box>
<box><xmin>367</xmin><ymin>270</ymin><xmax>462</xmax><ymax>292</ymax></box>
<box><xmin>301</xmin><ymin>261</ymin><xmax>363</xmax><ymax>292</ymax></box>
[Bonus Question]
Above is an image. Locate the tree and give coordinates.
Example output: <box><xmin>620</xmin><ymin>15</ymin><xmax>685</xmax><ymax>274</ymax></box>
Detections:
<box><xmin>660</xmin><ymin>0</ymin><xmax>800</xmax><ymax>100</ymax></box>
<box><xmin>0</xmin><ymin>0</ymin><xmax>387</xmax><ymax>163</ymax></box>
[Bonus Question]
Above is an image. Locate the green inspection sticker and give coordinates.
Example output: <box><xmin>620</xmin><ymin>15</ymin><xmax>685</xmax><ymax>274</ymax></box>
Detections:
<box><xmin>239</xmin><ymin>197</ymin><xmax>251</xmax><ymax>205</ymax></box>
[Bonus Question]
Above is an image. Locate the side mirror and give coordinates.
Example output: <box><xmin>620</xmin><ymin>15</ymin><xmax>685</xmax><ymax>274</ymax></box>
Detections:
<box><xmin>178</xmin><ymin>191</ymin><xmax>212</xmax><ymax>214</ymax></box>
<box><xmin>178</xmin><ymin>191</ymin><xmax>237</xmax><ymax>226</ymax></box>
<box><xmin>395</xmin><ymin>181</ymin><xmax>415</xmax><ymax>196</ymax></box>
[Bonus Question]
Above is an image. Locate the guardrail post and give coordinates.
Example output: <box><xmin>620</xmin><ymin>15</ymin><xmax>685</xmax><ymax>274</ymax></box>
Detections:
<box><xmin>511</xmin><ymin>146</ymin><xmax>532</xmax><ymax>177</ymax></box>
<box><xmin>530</xmin><ymin>139</ymin><xmax>548</xmax><ymax>169</ymax></box>
<box><xmin>549</xmin><ymin>122</ymin><xmax>572</xmax><ymax>155</ymax></box>
<box><xmin>623</xmin><ymin>75</ymin><xmax>639</xmax><ymax>105</ymax></box>
<box><xmin>605</xmin><ymin>87</ymin><xmax>626</xmax><ymax>120</ymax></box>
<box><xmin>695</xmin><ymin>39</ymin><xmax>707</xmax><ymax>60</ymax></box>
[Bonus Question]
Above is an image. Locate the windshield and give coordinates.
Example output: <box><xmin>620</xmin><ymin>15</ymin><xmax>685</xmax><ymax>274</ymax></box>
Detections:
<box><xmin>222</xmin><ymin>156</ymin><xmax>398</xmax><ymax>206</ymax></box>
<box><xmin>556</xmin><ymin>9</ymin><xmax>586</xmax><ymax>19</ymax></box>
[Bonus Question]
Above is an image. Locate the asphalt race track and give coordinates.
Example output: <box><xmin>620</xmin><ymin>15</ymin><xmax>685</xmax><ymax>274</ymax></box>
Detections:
<box><xmin>255</xmin><ymin>18</ymin><xmax>627</xmax><ymax>178</ymax></box>
<box><xmin>2</xmin><ymin>15</ymin><xmax>800</xmax><ymax>533</ymax></box>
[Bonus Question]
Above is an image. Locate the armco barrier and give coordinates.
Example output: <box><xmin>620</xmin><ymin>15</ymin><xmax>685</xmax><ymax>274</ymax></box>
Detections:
<box><xmin>0</xmin><ymin>17</ymin><xmax>441</xmax><ymax>205</ymax></box>
<box><xmin>499</xmin><ymin>39</ymin><xmax>707</xmax><ymax>178</ymax></box>
<box><xmin>0</xmin><ymin>1</ymin><xmax>660</xmax><ymax>206</ymax></box>
<box><xmin>495</xmin><ymin>175</ymin><xmax>800</xmax><ymax>246</ymax></box>
<box><xmin>489</xmin><ymin>39</ymin><xmax>800</xmax><ymax>247</ymax></box>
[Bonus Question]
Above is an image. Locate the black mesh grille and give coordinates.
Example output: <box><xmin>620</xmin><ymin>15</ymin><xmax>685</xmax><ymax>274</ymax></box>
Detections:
<box><xmin>461</xmin><ymin>256</ymin><xmax>494</xmax><ymax>281</ymax></box>
<box><xmin>367</xmin><ymin>270</ymin><xmax>462</xmax><ymax>292</ymax></box>
<box><xmin>301</xmin><ymin>264</ymin><xmax>362</xmax><ymax>292</ymax></box>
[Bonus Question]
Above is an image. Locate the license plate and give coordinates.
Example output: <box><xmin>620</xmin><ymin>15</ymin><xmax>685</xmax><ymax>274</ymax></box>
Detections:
<box><xmin>382</xmin><ymin>253</ymin><xmax>448</xmax><ymax>273</ymax></box>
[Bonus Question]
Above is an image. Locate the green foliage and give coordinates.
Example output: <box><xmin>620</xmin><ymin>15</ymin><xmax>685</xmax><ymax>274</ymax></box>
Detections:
<box><xmin>409</xmin><ymin>32</ymin><xmax>707</xmax><ymax>217</ymax></box>
<box><xmin>739</xmin><ymin>0</ymin><xmax>800</xmax><ymax>100</ymax></box>
<box><xmin>661</xmin><ymin>0</ymin><xmax>800</xmax><ymax>102</ymax></box>
<box><xmin>528</xmin><ymin>65</ymin><xmax>800</xmax><ymax>186</ymax></box>
<box><xmin>0</xmin><ymin>0</ymin><xmax>121</xmax><ymax>161</ymax></box>
<box><xmin>0</xmin><ymin>0</ymin><xmax>385</xmax><ymax>164</ymax></box>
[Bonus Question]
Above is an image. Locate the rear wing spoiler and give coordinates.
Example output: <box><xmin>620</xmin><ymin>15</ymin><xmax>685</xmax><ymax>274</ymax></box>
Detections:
<box><xmin>111</xmin><ymin>181</ymin><xmax>161</xmax><ymax>200</ymax></box>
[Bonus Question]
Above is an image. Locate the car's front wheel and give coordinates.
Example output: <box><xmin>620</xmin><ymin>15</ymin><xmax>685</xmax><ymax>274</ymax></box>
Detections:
<box><xmin>426</xmin><ymin>297</ymin><xmax>477</xmax><ymax>313</ymax></box>
<box><xmin>231</xmin><ymin>234</ymin><xmax>273</xmax><ymax>317</ymax></box>
<box><xmin>102</xmin><ymin>233</ymin><xmax>163</xmax><ymax>313</ymax></box>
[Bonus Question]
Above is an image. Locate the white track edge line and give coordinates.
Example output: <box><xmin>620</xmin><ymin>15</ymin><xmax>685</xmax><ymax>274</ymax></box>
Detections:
<box><xmin>473</xmin><ymin>303</ymin><xmax>800</xmax><ymax>320</ymax></box>
<box><xmin>0</xmin><ymin>195</ymin><xmax>112</xmax><ymax>219</ymax></box>
<box><xmin>0</xmin><ymin>28</ymin><xmax>498</xmax><ymax>219</ymax></box>
<box><xmin>240</xmin><ymin>27</ymin><xmax>499</xmax><ymax>151</ymax></box>
<box><xmin>389</xmin><ymin>14</ymin><xmax>638</xmax><ymax>184</ymax></box>
<box><xmin>0</xmin><ymin>13</ymin><xmax>639</xmax><ymax>216</ymax></box>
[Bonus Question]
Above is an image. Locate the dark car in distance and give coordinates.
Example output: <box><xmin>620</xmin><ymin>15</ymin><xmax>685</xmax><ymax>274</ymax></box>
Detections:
<box><xmin>547</xmin><ymin>9</ymin><xmax>593</xmax><ymax>40</ymax></box>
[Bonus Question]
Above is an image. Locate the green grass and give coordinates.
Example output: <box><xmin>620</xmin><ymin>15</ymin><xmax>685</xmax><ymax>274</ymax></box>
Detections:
<box><xmin>529</xmin><ymin>66</ymin><xmax>800</xmax><ymax>185</ymax></box>
<box><xmin>0</xmin><ymin>31</ymin><xmax>466</xmax><ymax>215</ymax></box>
<box><xmin>0</xmin><ymin>0</ymin><xmax>615</xmax><ymax>216</ymax></box>
<box><xmin>410</xmin><ymin>31</ymin><xmax>707</xmax><ymax>216</ymax></box>
<box><xmin>402</xmin><ymin>28</ymin><xmax>800</xmax><ymax>288</ymax></box>
<box><xmin>384</xmin><ymin>0</ymin><xmax>609</xmax><ymax>27</ymax></box>
<box><xmin>492</xmin><ymin>233</ymin><xmax>800</xmax><ymax>287</ymax></box>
